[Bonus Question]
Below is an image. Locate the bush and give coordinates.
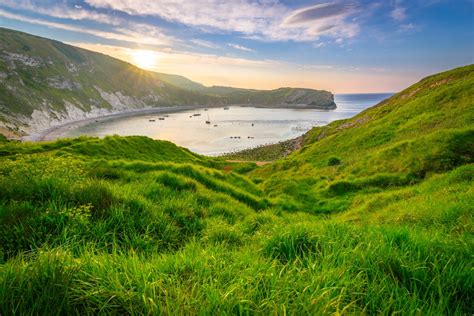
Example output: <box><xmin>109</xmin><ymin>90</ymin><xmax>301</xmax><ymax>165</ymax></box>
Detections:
<box><xmin>327</xmin><ymin>180</ymin><xmax>359</xmax><ymax>195</ymax></box>
<box><xmin>327</xmin><ymin>156</ymin><xmax>341</xmax><ymax>166</ymax></box>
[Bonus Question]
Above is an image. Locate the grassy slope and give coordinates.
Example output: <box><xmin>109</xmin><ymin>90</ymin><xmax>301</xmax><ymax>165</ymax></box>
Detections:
<box><xmin>252</xmin><ymin>65</ymin><xmax>474</xmax><ymax>212</ymax></box>
<box><xmin>0</xmin><ymin>28</ymin><xmax>223</xmax><ymax>117</ymax></box>
<box><xmin>0</xmin><ymin>66</ymin><xmax>472</xmax><ymax>314</ymax></box>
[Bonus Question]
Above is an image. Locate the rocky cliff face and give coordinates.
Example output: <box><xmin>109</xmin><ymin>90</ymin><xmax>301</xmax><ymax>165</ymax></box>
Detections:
<box><xmin>0</xmin><ymin>28</ymin><xmax>336</xmax><ymax>137</ymax></box>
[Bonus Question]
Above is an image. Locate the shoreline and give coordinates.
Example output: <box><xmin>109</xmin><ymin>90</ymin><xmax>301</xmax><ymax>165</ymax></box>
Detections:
<box><xmin>23</xmin><ymin>105</ymin><xmax>207</xmax><ymax>142</ymax></box>
<box><xmin>23</xmin><ymin>103</ymin><xmax>338</xmax><ymax>142</ymax></box>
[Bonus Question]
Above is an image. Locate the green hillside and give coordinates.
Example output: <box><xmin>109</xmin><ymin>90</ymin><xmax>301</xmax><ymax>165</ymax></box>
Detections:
<box><xmin>0</xmin><ymin>66</ymin><xmax>472</xmax><ymax>314</ymax></box>
<box><xmin>0</xmin><ymin>27</ymin><xmax>335</xmax><ymax>136</ymax></box>
<box><xmin>251</xmin><ymin>64</ymin><xmax>474</xmax><ymax>212</ymax></box>
<box><xmin>152</xmin><ymin>72</ymin><xmax>207</xmax><ymax>91</ymax></box>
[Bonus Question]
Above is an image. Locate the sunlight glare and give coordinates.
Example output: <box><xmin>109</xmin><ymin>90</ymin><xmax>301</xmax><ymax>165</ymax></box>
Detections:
<box><xmin>131</xmin><ymin>50</ymin><xmax>158</xmax><ymax>70</ymax></box>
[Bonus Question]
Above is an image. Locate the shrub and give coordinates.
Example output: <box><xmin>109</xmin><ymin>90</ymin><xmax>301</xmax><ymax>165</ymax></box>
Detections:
<box><xmin>327</xmin><ymin>156</ymin><xmax>341</xmax><ymax>166</ymax></box>
<box><xmin>327</xmin><ymin>180</ymin><xmax>359</xmax><ymax>195</ymax></box>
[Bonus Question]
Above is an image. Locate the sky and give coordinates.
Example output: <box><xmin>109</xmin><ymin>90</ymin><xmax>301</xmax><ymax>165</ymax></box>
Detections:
<box><xmin>0</xmin><ymin>0</ymin><xmax>473</xmax><ymax>93</ymax></box>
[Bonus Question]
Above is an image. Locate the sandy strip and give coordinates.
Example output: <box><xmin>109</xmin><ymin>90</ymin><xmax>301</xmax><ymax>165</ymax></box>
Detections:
<box><xmin>23</xmin><ymin>105</ymin><xmax>207</xmax><ymax>142</ymax></box>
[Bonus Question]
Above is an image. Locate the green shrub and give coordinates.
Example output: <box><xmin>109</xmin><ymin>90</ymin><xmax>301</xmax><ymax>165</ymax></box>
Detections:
<box><xmin>327</xmin><ymin>180</ymin><xmax>359</xmax><ymax>195</ymax></box>
<box><xmin>327</xmin><ymin>156</ymin><xmax>341</xmax><ymax>166</ymax></box>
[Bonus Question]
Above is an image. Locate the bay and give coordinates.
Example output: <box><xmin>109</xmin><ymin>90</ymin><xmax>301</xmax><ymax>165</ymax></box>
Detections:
<box><xmin>62</xmin><ymin>93</ymin><xmax>392</xmax><ymax>155</ymax></box>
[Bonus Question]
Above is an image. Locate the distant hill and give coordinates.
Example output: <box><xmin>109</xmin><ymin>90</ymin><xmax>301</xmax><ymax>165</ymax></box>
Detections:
<box><xmin>152</xmin><ymin>72</ymin><xmax>207</xmax><ymax>91</ymax></box>
<box><xmin>0</xmin><ymin>27</ymin><xmax>335</xmax><ymax>136</ymax></box>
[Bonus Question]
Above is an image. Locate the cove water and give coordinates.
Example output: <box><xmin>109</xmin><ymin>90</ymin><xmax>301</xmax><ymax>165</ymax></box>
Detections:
<box><xmin>62</xmin><ymin>93</ymin><xmax>392</xmax><ymax>155</ymax></box>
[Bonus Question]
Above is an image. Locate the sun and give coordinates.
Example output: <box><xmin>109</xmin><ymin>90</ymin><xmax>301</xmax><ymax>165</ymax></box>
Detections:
<box><xmin>131</xmin><ymin>50</ymin><xmax>158</xmax><ymax>70</ymax></box>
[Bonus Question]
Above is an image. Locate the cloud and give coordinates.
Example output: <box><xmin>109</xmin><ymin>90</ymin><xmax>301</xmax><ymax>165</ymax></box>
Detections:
<box><xmin>0</xmin><ymin>0</ymin><xmax>122</xmax><ymax>26</ymax></box>
<box><xmin>2</xmin><ymin>0</ymin><xmax>366</xmax><ymax>44</ymax></box>
<box><xmin>84</xmin><ymin>0</ymin><xmax>362</xmax><ymax>42</ymax></box>
<box><xmin>284</xmin><ymin>3</ymin><xmax>356</xmax><ymax>24</ymax></box>
<box><xmin>400</xmin><ymin>23</ymin><xmax>416</xmax><ymax>31</ymax></box>
<box><xmin>227</xmin><ymin>43</ymin><xmax>254</xmax><ymax>52</ymax></box>
<box><xmin>313</xmin><ymin>42</ymin><xmax>326</xmax><ymax>48</ymax></box>
<box><xmin>390</xmin><ymin>7</ymin><xmax>406</xmax><ymax>21</ymax></box>
<box><xmin>190</xmin><ymin>39</ymin><xmax>220</xmax><ymax>49</ymax></box>
<box><xmin>0</xmin><ymin>8</ymin><xmax>174</xmax><ymax>46</ymax></box>
<box><xmin>84</xmin><ymin>0</ymin><xmax>285</xmax><ymax>34</ymax></box>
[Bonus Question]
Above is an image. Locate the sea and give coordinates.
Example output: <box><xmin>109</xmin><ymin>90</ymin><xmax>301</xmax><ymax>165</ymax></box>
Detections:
<box><xmin>61</xmin><ymin>93</ymin><xmax>393</xmax><ymax>155</ymax></box>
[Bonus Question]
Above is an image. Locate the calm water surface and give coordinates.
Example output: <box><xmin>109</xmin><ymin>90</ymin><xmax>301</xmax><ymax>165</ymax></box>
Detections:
<box><xmin>64</xmin><ymin>93</ymin><xmax>392</xmax><ymax>155</ymax></box>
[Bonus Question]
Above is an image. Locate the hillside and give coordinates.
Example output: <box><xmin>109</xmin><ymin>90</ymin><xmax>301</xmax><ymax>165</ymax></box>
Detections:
<box><xmin>0</xmin><ymin>65</ymin><xmax>472</xmax><ymax>314</ymax></box>
<box><xmin>250</xmin><ymin>64</ymin><xmax>474</xmax><ymax>212</ymax></box>
<box><xmin>0</xmin><ymin>28</ymin><xmax>335</xmax><ymax>137</ymax></box>
<box><xmin>207</xmin><ymin>86</ymin><xmax>336</xmax><ymax>109</ymax></box>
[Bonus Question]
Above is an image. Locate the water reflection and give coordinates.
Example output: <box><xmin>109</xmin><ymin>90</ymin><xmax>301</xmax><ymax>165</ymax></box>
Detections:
<box><xmin>63</xmin><ymin>93</ymin><xmax>392</xmax><ymax>155</ymax></box>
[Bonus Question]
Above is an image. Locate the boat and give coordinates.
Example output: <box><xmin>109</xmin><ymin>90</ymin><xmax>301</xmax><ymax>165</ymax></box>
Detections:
<box><xmin>149</xmin><ymin>119</ymin><xmax>155</xmax><ymax>122</ymax></box>
<box><xmin>223</xmin><ymin>107</ymin><xmax>229</xmax><ymax>110</ymax></box>
<box><xmin>193</xmin><ymin>113</ymin><xmax>201</xmax><ymax>116</ymax></box>
<box><xmin>205</xmin><ymin>112</ymin><xmax>211</xmax><ymax>124</ymax></box>
<box><xmin>158</xmin><ymin>117</ymin><xmax>165</xmax><ymax>120</ymax></box>
<box><xmin>214</xmin><ymin>124</ymin><xmax>218</xmax><ymax>127</ymax></box>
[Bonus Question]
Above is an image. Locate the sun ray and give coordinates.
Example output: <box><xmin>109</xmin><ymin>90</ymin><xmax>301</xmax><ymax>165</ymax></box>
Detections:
<box><xmin>131</xmin><ymin>50</ymin><xmax>158</xmax><ymax>70</ymax></box>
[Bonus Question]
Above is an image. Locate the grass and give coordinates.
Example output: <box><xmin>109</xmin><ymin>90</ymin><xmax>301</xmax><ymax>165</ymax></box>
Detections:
<box><xmin>0</xmin><ymin>65</ymin><xmax>473</xmax><ymax>314</ymax></box>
